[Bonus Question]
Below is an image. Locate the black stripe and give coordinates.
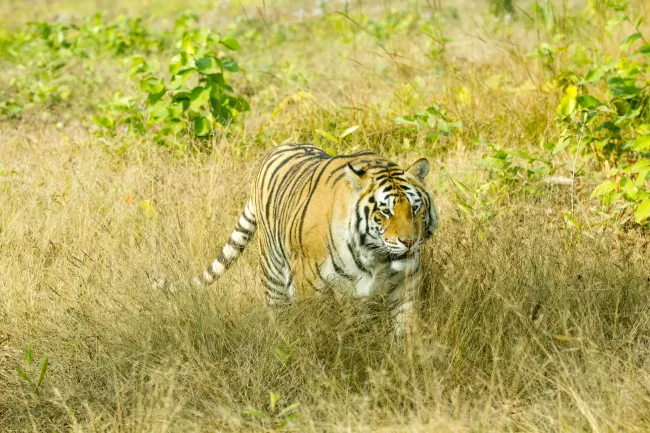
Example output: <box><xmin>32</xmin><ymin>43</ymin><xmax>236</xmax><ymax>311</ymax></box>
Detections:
<box><xmin>227</xmin><ymin>238</ymin><xmax>246</xmax><ymax>251</ymax></box>
<box><xmin>242</xmin><ymin>213</ymin><xmax>256</xmax><ymax>226</ymax></box>
<box><xmin>235</xmin><ymin>223</ymin><xmax>255</xmax><ymax>236</ymax></box>
<box><xmin>217</xmin><ymin>252</ymin><xmax>236</xmax><ymax>266</ymax></box>
<box><xmin>347</xmin><ymin>241</ymin><xmax>370</xmax><ymax>274</ymax></box>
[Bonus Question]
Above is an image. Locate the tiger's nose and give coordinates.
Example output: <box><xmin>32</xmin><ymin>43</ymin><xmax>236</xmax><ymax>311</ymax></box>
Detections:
<box><xmin>399</xmin><ymin>238</ymin><xmax>414</xmax><ymax>249</ymax></box>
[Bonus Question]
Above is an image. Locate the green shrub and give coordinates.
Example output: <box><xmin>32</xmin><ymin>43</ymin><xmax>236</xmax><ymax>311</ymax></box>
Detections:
<box><xmin>94</xmin><ymin>12</ymin><xmax>249</xmax><ymax>148</ymax></box>
<box><xmin>556</xmin><ymin>7</ymin><xmax>650</xmax><ymax>224</ymax></box>
<box><xmin>0</xmin><ymin>13</ymin><xmax>167</xmax><ymax>118</ymax></box>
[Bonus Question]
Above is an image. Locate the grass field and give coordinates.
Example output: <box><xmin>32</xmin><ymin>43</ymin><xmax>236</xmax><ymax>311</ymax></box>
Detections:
<box><xmin>1</xmin><ymin>0</ymin><xmax>650</xmax><ymax>431</ymax></box>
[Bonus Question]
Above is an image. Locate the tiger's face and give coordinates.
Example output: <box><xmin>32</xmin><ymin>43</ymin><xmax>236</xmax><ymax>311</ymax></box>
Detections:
<box><xmin>347</xmin><ymin>158</ymin><xmax>438</xmax><ymax>259</ymax></box>
<box><xmin>369</xmin><ymin>191</ymin><xmax>426</xmax><ymax>257</ymax></box>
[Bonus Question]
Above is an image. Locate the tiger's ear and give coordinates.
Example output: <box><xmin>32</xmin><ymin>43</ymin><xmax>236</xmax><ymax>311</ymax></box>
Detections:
<box><xmin>346</xmin><ymin>163</ymin><xmax>367</xmax><ymax>191</ymax></box>
<box><xmin>407</xmin><ymin>158</ymin><xmax>430</xmax><ymax>182</ymax></box>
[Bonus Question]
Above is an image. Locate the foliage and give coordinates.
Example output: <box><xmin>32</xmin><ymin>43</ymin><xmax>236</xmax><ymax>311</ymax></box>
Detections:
<box><xmin>0</xmin><ymin>13</ymin><xmax>167</xmax><ymax>118</ymax></box>
<box><xmin>555</xmin><ymin>5</ymin><xmax>650</xmax><ymax>224</ymax></box>
<box><xmin>243</xmin><ymin>391</ymin><xmax>303</xmax><ymax>430</ymax></box>
<box><xmin>475</xmin><ymin>141</ymin><xmax>556</xmax><ymax>191</ymax></box>
<box><xmin>94</xmin><ymin>12</ymin><xmax>249</xmax><ymax>146</ymax></box>
<box><xmin>394</xmin><ymin>104</ymin><xmax>462</xmax><ymax>145</ymax></box>
<box><xmin>15</xmin><ymin>345</ymin><xmax>49</xmax><ymax>398</ymax></box>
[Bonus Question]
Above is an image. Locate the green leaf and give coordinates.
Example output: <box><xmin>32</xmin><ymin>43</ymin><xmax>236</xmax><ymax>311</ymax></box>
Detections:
<box><xmin>243</xmin><ymin>409</ymin><xmax>266</xmax><ymax>419</ymax></box>
<box><xmin>37</xmin><ymin>357</ymin><xmax>48</xmax><ymax>388</ymax></box>
<box><xmin>23</xmin><ymin>346</ymin><xmax>32</xmax><ymax>366</ymax></box>
<box><xmin>193</xmin><ymin>114</ymin><xmax>212</xmax><ymax>137</ymax></box>
<box><xmin>583</xmin><ymin>67</ymin><xmax>604</xmax><ymax>83</ymax></box>
<box><xmin>277</xmin><ymin>402</ymin><xmax>301</xmax><ymax>417</ymax></box>
<box><xmin>577</xmin><ymin>95</ymin><xmax>602</xmax><ymax>109</ymax></box>
<box><xmin>220</xmin><ymin>36</ymin><xmax>241</xmax><ymax>51</ymax></box>
<box><xmin>195</xmin><ymin>56</ymin><xmax>220</xmax><ymax>74</ymax></box>
<box><xmin>189</xmin><ymin>86</ymin><xmax>211</xmax><ymax>112</ymax></box>
<box><xmin>339</xmin><ymin>125</ymin><xmax>360</xmax><ymax>140</ymax></box>
<box><xmin>620</xmin><ymin>32</ymin><xmax>642</xmax><ymax>51</ymax></box>
<box><xmin>634</xmin><ymin>136</ymin><xmax>650</xmax><ymax>151</ymax></box>
<box><xmin>140</xmin><ymin>77</ymin><xmax>165</xmax><ymax>95</ymax></box>
<box><xmin>563</xmin><ymin>213</ymin><xmax>581</xmax><ymax>230</ymax></box>
<box><xmin>635</xmin><ymin>16</ymin><xmax>645</xmax><ymax>29</ymax></box>
<box><xmin>615</xmin><ymin>107</ymin><xmax>641</xmax><ymax>125</ymax></box>
<box><xmin>624</xmin><ymin>159</ymin><xmax>650</xmax><ymax>173</ymax></box>
<box><xmin>606</xmin><ymin>15</ymin><xmax>627</xmax><ymax>32</ymax></box>
<box><xmin>636</xmin><ymin>169</ymin><xmax>649</xmax><ymax>187</ymax></box>
<box><xmin>635</xmin><ymin>198</ymin><xmax>650</xmax><ymax>223</ymax></box>
<box><xmin>169</xmin><ymin>67</ymin><xmax>197</xmax><ymax>90</ymax></box>
<box><xmin>221</xmin><ymin>60</ymin><xmax>239</xmax><ymax>72</ymax></box>
<box><xmin>639</xmin><ymin>43</ymin><xmax>650</xmax><ymax>56</ymax></box>
<box><xmin>315</xmin><ymin>129</ymin><xmax>338</xmax><ymax>144</ymax></box>
<box><xmin>16</xmin><ymin>368</ymin><xmax>31</xmax><ymax>384</ymax></box>
<box><xmin>394</xmin><ymin>116</ymin><xmax>416</xmax><ymax>125</ymax></box>
<box><xmin>269</xmin><ymin>392</ymin><xmax>279</xmax><ymax>413</ymax></box>
<box><xmin>590</xmin><ymin>180</ymin><xmax>618</xmax><ymax>199</ymax></box>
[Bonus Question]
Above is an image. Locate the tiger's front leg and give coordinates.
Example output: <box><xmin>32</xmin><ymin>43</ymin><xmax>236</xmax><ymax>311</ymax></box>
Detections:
<box><xmin>386</xmin><ymin>255</ymin><xmax>422</xmax><ymax>342</ymax></box>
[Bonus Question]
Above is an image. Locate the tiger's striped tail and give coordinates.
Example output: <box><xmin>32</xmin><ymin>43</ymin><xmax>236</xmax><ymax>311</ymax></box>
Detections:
<box><xmin>193</xmin><ymin>199</ymin><xmax>257</xmax><ymax>286</ymax></box>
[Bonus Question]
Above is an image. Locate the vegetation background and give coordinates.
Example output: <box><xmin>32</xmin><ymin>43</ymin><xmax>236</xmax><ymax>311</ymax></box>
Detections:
<box><xmin>1</xmin><ymin>0</ymin><xmax>649</xmax><ymax>431</ymax></box>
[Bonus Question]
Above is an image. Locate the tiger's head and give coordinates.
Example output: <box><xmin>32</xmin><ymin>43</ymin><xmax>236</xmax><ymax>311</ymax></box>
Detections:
<box><xmin>346</xmin><ymin>158</ymin><xmax>439</xmax><ymax>259</ymax></box>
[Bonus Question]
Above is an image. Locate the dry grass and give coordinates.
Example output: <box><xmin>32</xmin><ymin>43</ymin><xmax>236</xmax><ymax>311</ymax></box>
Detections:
<box><xmin>2</xmin><ymin>0</ymin><xmax>650</xmax><ymax>431</ymax></box>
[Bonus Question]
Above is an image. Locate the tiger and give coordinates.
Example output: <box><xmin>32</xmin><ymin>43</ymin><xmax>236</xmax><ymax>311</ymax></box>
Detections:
<box><xmin>193</xmin><ymin>143</ymin><xmax>439</xmax><ymax>339</ymax></box>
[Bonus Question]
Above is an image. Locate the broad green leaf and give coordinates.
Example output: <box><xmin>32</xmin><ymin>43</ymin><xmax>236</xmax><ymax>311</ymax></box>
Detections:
<box><xmin>615</xmin><ymin>107</ymin><xmax>641</xmax><ymax>125</ymax></box>
<box><xmin>181</xmin><ymin>35</ymin><xmax>195</xmax><ymax>54</ymax></box>
<box><xmin>623</xmin><ymin>159</ymin><xmax>650</xmax><ymax>173</ymax></box>
<box><xmin>620</xmin><ymin>32</ymin><xmax>642</xmax><ymax>51</ymax></box>
<box><xmin>140</xmin><ymin>77</ymin><xmax>165</xmax><ymax>94</ymax></box>
<box><xmin>635</xmin><ymin>198</ymin><xmax>650</xmax><ymax>223</ymax></box>
<box><xmin>636</xmin><ymin>169</ymin><xmax>649</xmax><ymax>187</ymax></box>
<box><xmin>634</xmin><ymin>136</ymin><xmax>650</xmax><ymax>151</ymax></box>
<box><xmin>172</xmin><ymin>91</ymin><xmax>191</xmax><ymax>111</ymax></box>
<box><xmin>425</xmin><ymin>105</ymin><xmax>448</xmax><ymax>120</ymax></box>
<box><xmin>220</xmin><ymin>36</ymin><xmax>241</xmax><ymax>51</ymax></box>
<box><xmin>228</xmin><ymin>96</ymin><xmax>250</xmax><ymax>112</ymax></box>
<box><xmin>339</xmin><ymin>125</ymin><xmax>359</xmax><ymax>139</ymax></box>
<box><xmin>192</xmin><ymin>114</ymin><xmax>211</xmax><ymax>137</ymax></box>
<box><xmin>221</xmin><ymin>60</ymin><xmax>239</xmax><ymax>72</ymax></box>
<box><xmin>189</xmin><ymin>86</ymin><xmax>211</xmax><ymax>112</ymax></box>
<box><xmin>606</xmin><ymin>15</ymin><xmax>627</xmax><ymax>32</ymax></box>
<box><xmin>169</xmin><ymin>67</ymin><xmax>196</xmax><ymax>90</ymax></box>
<box><xmin>394</xmin><ymin>116</ymin><xmax>416</xmax><ymax>125</ymax></box>
<box><xmin>425</xmin><ymin>131</ymin><xmax>440</xmax><ymax>142</ymax></box>
<box><xmin>590</xmin><ymin>180</ymin><xmax>618</xmax><ymax>199</ymax></box>
<box><xmin>639</xmin><ymin>43</ymin><xmax>650</xmax><ymax>56</ymax></box>
<box><xmin>577</xmin><ymin>95</ymin><xmax>602</xmax><ymax>109</ymax></box>
<box><xmin>315</xmin><ymin>129</ymin><xmax>338</xmax><ymax>143</ymax></box>
<box><xmin>195</xmin><ymin>56</ymin><xmax>220</xmax><ymax>74</ymax></box>
<box><xmin>583</xmin><ymin>67</ymin><xmax>604</xmax><ymax>83</ymax></box>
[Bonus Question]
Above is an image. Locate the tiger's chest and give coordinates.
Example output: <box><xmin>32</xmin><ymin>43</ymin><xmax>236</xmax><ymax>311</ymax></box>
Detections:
<box><xmin>318</xmin><ymin>247</ymin><xmax>420</xmax><ymax>298</ymax></box>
